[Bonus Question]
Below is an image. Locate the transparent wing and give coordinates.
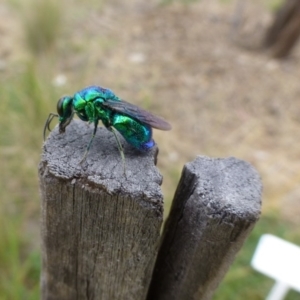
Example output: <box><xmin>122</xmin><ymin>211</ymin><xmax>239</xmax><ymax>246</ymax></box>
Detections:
<box><xmin>102</xmin><ymin>99</ymin><xmax>172</xmax><ymax>131</ymax></box>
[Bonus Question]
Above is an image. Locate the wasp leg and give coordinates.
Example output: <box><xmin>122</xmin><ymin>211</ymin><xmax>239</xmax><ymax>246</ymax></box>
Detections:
<box><xmin>79</xmin><ymin>119</ymin><xmax>99</xmax><ymax>164</ymax></box>
<box><xmin>43</xmin><ymin>113</ymin><xmax>58</xmax><ymax>141</ymax></box>
<box><xmin>109</xmin><ymin>127</ymin><xmax>127</xmax><ymax>178</ymax></box>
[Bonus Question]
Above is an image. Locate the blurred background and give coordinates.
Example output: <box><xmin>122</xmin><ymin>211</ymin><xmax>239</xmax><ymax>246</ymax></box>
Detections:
<box><xmin>1</xmin><ymin>0</ymin><xmax>300</xmax><ymax>299</ymax></box>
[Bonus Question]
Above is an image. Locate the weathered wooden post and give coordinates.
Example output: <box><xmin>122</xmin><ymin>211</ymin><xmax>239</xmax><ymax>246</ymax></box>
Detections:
<box><xmin>39</xmin><ymin>120</ymin><xmax>164</xmax><ymax>300</ymax></box>
<box><xmin>147</xmin><ymin>156</ymin><xmax>262</xmax><ymax>300</ymax></box>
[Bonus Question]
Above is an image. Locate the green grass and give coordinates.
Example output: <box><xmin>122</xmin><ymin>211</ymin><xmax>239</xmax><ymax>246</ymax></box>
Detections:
<box><xmin>214</xmin><ymin>214</ymin><xmax>300</xmax><ymax>300</ymax></box>
<box><xmin>0</xmin><ymin>213</ymin><xmax>40</xmax><ymax>299</ymax></box>
<box><xmin>0</xmin><ymin>1</ymin><xmax>84</xmax><ymax>296</ymax></box>
<box><xmin>0</xmin><ymin>63</ymin><xmax>57</xmax><ymax>299</ymax></box>
<box><xmin>21</xmin><ymin>0</ymin><xmax>63</xmax><ymax>55</ymax></box>
<box><xmin>265</xmin><ymin>0</ymin><xmax>284</xmax><ymax>12</ymax></box>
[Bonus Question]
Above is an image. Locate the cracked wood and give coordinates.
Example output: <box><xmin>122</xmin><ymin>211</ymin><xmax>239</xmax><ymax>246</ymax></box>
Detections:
<box><xmin>147</xmin><ymin>156</ymin><xmax>262</xmax><ymax>300</ymax></box>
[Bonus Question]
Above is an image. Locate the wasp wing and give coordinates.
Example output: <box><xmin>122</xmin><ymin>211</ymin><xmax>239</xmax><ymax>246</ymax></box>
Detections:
<box><xmin>102</xmin><ymin>99</ymin><xmax>172</xmax><ymax>131</ymax></box>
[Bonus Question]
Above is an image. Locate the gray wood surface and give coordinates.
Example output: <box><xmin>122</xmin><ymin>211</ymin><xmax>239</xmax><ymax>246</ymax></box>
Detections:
<box><xmin>147</xmin><ymin>156</ymin><xmax>262</xmax><ymax>300</ymax></box>
<box><xmin>39</xmin><ymin>120</ymin><xmax>164</xmax><ymax>300</ymax></box>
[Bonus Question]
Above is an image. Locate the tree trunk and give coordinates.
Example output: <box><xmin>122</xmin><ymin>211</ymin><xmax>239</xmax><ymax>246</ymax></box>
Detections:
<box><xmin>265</xmin><ymin>0</ymin><xmax>300</xmax><ymax>58</ymax></box>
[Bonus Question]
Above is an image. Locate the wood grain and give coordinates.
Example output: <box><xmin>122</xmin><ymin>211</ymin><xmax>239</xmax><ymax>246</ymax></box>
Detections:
<box><xmin>147</xmin><ymin>156</ymin><xmax>262</xmax><ymax>300</ymax></box>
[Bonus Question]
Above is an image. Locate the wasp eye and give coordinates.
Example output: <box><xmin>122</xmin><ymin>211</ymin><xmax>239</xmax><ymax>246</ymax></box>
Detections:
<box><xmin>57</xmin><ymin>96</ymin><xmax>73</xmax><ymax>118</ymax></box>
<box><xmin>57</xmin><ymin>97</ymin><xmax>65</xmax><ymax>116</ymax></box>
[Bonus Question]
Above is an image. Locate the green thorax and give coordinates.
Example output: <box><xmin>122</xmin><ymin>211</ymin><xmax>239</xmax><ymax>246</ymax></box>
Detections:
<box><xmin>72</xmin><ymin>85</ymin><xmax>120</xmax><ymax>124</ymax></box>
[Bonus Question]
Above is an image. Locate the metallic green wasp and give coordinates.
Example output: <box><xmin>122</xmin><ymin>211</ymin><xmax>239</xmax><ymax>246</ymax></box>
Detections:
<box><xmin>44</xmin><ymin>85</ymin><xmax>171</xmax><ymax>174</ymax></box>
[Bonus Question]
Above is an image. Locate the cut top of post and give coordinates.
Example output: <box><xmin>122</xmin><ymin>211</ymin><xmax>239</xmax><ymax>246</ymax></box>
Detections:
<box><xmin>185</xmin><ymin>155</ymin><xmax>262</xmax><ymax>219</ymax></box>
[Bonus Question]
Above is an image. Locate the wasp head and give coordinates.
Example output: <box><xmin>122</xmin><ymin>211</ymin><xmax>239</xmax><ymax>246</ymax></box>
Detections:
<box><xmin>57</xmin><ymin>96</ymin><xmax>74</xmax><ymax>133</ymax></box>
